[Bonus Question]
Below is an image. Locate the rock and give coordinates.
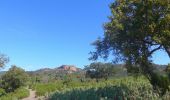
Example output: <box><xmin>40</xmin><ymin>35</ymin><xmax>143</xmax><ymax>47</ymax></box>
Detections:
<box><xmin>58</xmin><ymin>65</ymin><xmax>78</xmax><ymax>72</ymax></box>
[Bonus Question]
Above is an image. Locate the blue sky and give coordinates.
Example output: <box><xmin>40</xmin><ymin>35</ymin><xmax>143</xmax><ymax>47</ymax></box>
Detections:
<box><xmin>0</xmin><ymin>0</ymin><xmax>169</xmax><ymax>71</ymax></box>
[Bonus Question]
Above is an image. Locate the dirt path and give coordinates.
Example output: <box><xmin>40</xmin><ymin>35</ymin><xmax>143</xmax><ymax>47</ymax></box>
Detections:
<box><xmin>22</xmin><ymin>89</ymin><xmax>37</xmax><ymax>100</ymax></box>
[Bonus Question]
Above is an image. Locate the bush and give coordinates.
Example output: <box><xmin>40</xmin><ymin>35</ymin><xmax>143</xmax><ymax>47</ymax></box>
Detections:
<box><xmin>32</xmin><ymin>82</ymin><xmax>63</xmax><ymax>97</ymax></box>
<box><xmin>49</xmin><ymin>76</ymin><xmax>170</xmax><ymax>100</ymax></box>
<box><xmin>0</xmin><ymin>88</ymin><xmax>6</xmax><ymax>97</ymax></box>
<box><xmin>0</xmin><ymin>88</ymin><xmax>29</xmax><ymax>100</ymax></box>
<box><xmin>13</xmin><ymin>88</ymin><xmax>30</xmax><ymax>99</ymax></box>
<box><xmin>149</xmin><ymin>72</ymin><xmax>170</xmax><ymax>95</ymax></box>
<box><xmin>0</xmin><ymin>65</ymin><xmax>29</xmax><ymax>92</ymax></box>
<box><xmin>85</xmin><ymin>62</ymin><xmax>119</xmax><ymax>80</ymax></box>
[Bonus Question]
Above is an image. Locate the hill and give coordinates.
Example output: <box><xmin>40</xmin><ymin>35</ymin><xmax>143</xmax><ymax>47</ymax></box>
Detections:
<box><xmin>30</xmin><ymin>65</ymin><xmax>82</xmax><ymax>74</ymax></box>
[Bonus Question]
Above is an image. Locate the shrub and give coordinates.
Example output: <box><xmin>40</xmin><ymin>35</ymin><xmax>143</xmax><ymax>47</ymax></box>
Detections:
<box><xmin>49</xmin><ymin>76</ymin><xmax>170</xmax><ymax>100</ymax></box>
<box><xmin>0</xmin><ymin>88</ymin><xmax>6</xmax><ymax>97</ymax></box>
<box><xmin>0</xmin><ymin>88</ymin><xmax>29</xmax><ymax>100</ymax></box>
<box><xmin>32</xmin><ymin>82</ymin><xmax>63</xmax><ymax>97</ymax></box>
<box><xmin>0</xmin><ymin>65</ymin><xmax>29</xmax><ymax>93</ymax></box>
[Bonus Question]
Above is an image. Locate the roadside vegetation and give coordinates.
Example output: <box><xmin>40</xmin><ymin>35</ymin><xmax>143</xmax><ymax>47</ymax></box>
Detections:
<box><xmin>28</xmin><ymin>62</ymin><xmax>170</xmax><ymax>100</ymax></box>
<box><xmin>0</xmin><ymin>88</ymin><xmax>29</xmax><ymax>100</ymax></box>
<box><xmin>50</xmin><ymin>76</ymin><xmax>170</xmax><ymax>100</ymax></box>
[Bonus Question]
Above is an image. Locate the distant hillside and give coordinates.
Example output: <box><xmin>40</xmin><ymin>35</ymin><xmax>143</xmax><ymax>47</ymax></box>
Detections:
<box><xmin>153</xmin><ymin>64</ymin><xmax>167</xmax><ymax>73</ymax></box>
<box><xmin>28</xmin><ymin>65</ymin><xmax>82</xmax><ymax>75</ymax></box>
<box><xmin>57</xmin><ymin>65</ymin><xmax>82</xmax><ymax>72</ymax></box>
<box><xmin>0</xmin><ymin>71</ymin><xmax>6</xmax><ymax>76</ymax></box>
<box><xmin>27</xmin><ymin>65</ymin><xmax>83</xmax><ymax>83</ymax></box>
<box><xmin>29</xmin><ymin>64</ymin><xmax>166</xmax><ymax>75</ymax></box>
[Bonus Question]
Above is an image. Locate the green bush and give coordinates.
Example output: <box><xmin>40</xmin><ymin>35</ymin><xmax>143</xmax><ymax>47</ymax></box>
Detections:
<box><xmin>49</xmin><ymin>76</ymin><xmax>170</xmax><ymax>100</ymax></box>
<box><xmin>32</xmin><ymin>82</ymin><xmax>63</xmax><ymax>97</ymax></box>
<box><xmin>0</xmin><ymin>88</ymin><xmax>29</xmax><ymax>100</ymax></box>
<box><xmin>149</xmin><ymin>72</ymin><xmax>170</xmax><ymax>95</ymax></box>
<box><xmin>1</xmin><ymin>65</ymin><xmax>29</xmax><ymax>92</ymax></box>
<box><xmin>0</xmin><ymin>88</ymin><xmax>6</xmax><ymax>97</ymax></box>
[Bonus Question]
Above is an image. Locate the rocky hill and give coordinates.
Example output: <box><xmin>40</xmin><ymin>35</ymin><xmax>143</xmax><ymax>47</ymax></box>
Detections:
<box><xmin>57</xmin><ymin>65</ymin><xmax>81</xmax><ymax>72</ymax></box>
<box><xmin>28</xmin><ymin>65</ymin><xmax>82</xmax><ymax>75</ymax></box>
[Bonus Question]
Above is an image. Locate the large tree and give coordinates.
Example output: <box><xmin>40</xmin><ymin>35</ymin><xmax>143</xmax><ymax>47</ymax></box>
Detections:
<box><xmin>90</xmin><ymin>0</ymin><xmax>169</xmax><ymax>72</ymax></box>
<box><xmin>85</xmin><ymin>62</ymin><xmax>119</xmax><ymax>80</ymax></box>
<box><xmin>90</xmin><ymin>0</ymin><xmax>170</xmax><ymax>92</ymax></box>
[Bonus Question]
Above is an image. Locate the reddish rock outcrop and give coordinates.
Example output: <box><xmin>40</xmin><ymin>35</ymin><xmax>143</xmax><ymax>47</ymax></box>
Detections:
<box><xmin>58</xmin><ymin>65</ymin><xmax>78</xmax><ymax>72</ymax></box>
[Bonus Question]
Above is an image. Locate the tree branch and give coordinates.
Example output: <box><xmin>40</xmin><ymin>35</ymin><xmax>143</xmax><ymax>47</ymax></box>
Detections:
<box><xmin>149</xmin><ymin>45</ymin><xmax>162</xmax><ymax>55</ymax></box>
<box><xmin>143</xmin><ymin>40</ymin><xmax>159</xmax><ymax>46</ymax></box>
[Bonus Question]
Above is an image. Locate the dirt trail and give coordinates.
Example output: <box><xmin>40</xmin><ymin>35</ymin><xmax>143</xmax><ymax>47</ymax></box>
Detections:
<box><xmin>22</xmin><ymin>89</ymin><xmax>37</xmax><ymax>100</ymax></box>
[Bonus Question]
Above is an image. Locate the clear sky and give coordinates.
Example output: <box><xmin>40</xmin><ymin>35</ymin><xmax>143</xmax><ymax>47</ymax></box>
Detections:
<box><xmin>0</xmin><ymin>0</ymin><xmax>169</xmax><ymax>71</ymax></box>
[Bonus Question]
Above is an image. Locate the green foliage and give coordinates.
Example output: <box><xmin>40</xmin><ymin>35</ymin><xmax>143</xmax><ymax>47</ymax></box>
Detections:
<box><xmin>0</xmin><ymin>88</ymin><xmax>29</xmax><ymax>100</ymax></box>
<box><xmin>0</xmin><ymin>88</ymin><xmax>6</xmax><ymax>97</ymax></box>
<box><xmin>27</xmin><ymin>76</ymin><xmax>170</xmax><ymax>99</ymax></box>
<box><xmin>149</xmin><ymin>72</ymin><xmax>170</xmax><ymax>95</ymax></box>
<box><xmin>50</xmin><ymin>85</ymin><xmax>130</xmax><ymax>100</ymax></box>
<box><xmin>85</xmin><ymin>62</ymin><xmax>120</xmax><ymax>80</ymax></box>
<box><xmin>165</xmin><ymin>64</ymin><xmax>170</xmax><ymax>72</ymax></box>
<box><xmin>32</xmin><ymin>81</ymin><xmax>63</xmax><ymax>97</ymax></box>
<box><xmin>90</xmin><ymin>0</ymin><xmax>170</xmax><ymax>92</ymax></box>
<box><xmin>0</xmin><ymin>65</ymin><xmax>29</xmax><ymax>92</ymax></box>
<box><xmin>49</xmin><ymin>76</ymin><xmax>170</xmax><ymax>100</ymax></box>
<box><xmin>90</xmin><ymin>0</ymin><xmax>170</xmax><ymax>65</ymax></box>
<box><xmin>126</xmin><ymin>64</ymin><xmax>143</xmax><ymax>78</ymax></box>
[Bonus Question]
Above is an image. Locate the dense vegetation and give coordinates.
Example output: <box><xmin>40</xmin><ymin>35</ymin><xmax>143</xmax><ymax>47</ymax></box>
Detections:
<box><xmin>31</xmin><ymin>82</ymin><xmax>63</xmax><ymax>97</ymax></box>
<box><xmin>0</xmin><ymin>65</ymin><xmax>29</xmax><ymax>100</ymax></box>
<box><xmin>0</xmin><ymin>60</ymin><xmax>170</xmax><ymax>100</ymax></box>
<box><xmin>85</xmin><ymin>62</ymin><xmax>125</xmax><ymax>80</ymax></box>
<box><xmin>90</xmin><ymin>0</ymin><xmax>170</xmax><ymax>95</ymax></box>
<box><xmin>30</xmin><ymin>76</ymin><xmax>170</xmax><ymax>100</ymax></box>
<box><xmin>0</xmin><ymin>87</ymin><xmax>29</xmax><ymax>100</ymax></box>
<box><xmin>1</xmin><ymin>65</ymin><xmax>29</xmax><ymax>92</ymax></box>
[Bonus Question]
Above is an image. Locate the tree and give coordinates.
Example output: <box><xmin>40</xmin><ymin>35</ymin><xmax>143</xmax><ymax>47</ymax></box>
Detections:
<box><xmin>85</xmin><ymin>62</ymin><xmax>117</xmax><ymax>81</ymax></box>
<box><xmin>0</xmin><ymin>65</ymin><xmax>29</xmax><ymax>92</ymax></box>
<box><xmin>90</xmin><ymin>0</ymin><xmax>170</xmax><ymax>93</ymax></box>
<box><xmin>0</xmin><ymin>54</ymin><xmax>9</xmax><ymax>68</ymax></box>
<box><xmin>165</xmin><ymin>64</ymin><xmax>170</xmax><ymax>72</ymax></box>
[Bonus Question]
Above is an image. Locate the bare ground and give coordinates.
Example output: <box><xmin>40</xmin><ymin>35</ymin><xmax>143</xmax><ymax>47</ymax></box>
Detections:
<box><xmin>22</xmin><ymin>89</ymin><xmax>37</xmax><ymax>100</ymax></box>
